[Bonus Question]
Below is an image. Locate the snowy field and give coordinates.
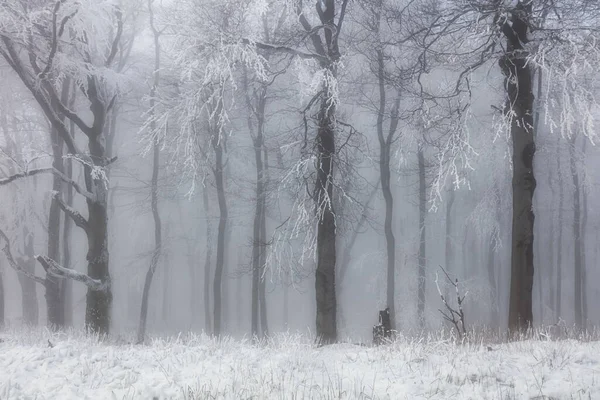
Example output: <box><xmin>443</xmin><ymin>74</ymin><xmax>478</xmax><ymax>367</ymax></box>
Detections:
<box><xmin>1</xmin><ymin>328</ymin><xmax>599</xmax><ymax>399</ymax></box>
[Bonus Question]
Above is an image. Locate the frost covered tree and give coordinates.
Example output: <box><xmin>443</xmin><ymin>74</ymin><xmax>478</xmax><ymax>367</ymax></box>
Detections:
<box><xmin>0</xmin><ymin>0</ymin><xmax>126</xmax><ymax>334</ymax></box>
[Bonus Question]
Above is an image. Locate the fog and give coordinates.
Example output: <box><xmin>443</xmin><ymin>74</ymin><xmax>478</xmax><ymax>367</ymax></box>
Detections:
<box><xmin>0</xmin><ymin>0</ymin><xmax>599</xmax><ymax>344</ymax></box>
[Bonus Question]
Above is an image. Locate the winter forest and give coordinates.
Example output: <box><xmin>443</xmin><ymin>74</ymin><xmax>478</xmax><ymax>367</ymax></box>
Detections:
<box><xmin>1</xmin><ymin>0</ymin><xmax>600</xmax><ymax>397</ymax></box>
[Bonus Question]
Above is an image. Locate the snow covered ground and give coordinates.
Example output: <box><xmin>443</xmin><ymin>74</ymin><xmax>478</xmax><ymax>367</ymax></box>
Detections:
<box><xmin>1</xmin><ymin>328</ymin><xmax>599</xmax><ymax>399</ymax></box>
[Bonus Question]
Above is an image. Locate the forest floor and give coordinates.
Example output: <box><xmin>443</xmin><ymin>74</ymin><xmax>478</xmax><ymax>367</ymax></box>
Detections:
<box><xmin>0</xmin><ymin>327</ymin><xmax>599</xmax><ymax>399</ymax></box>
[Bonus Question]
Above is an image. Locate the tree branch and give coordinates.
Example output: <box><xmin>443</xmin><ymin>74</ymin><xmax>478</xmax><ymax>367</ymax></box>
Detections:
<box><xmin>0</xmin><ymin>167</ymin><xmax>96</xmax><ymax>201</ymax></box>
<box><xmin>105</xmin><ymin>6</ymin><xmax>123</xmax><ymax>66</ymax></box>
<box><xmin>52</xmin><ymin>193</ymin><xmax>90</xmax><ymax>233</ymax></box>
<box><xmin>241</xmin><ymin>38</ymin><xmax>327</xmax><ymax>62</ymax></box>
<box><xmin>40</xmin><ymin>0</ymin><xmax>78</xmax><ymax>78</ymax></box>
<box><xmin>36</xmin><ymin>255</ymin><xmax>107</xmax><ymax>291</ymax></box>
<box><xmin>0</xmin><ymin>227</ymin><xmax>46</xmax><ymax>286</ymax></box>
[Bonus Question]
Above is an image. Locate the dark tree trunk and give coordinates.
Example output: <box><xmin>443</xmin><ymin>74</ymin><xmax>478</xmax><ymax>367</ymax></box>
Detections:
<box><xmin>84</xmin><ymin>134</ymin><xmax>112</xmax><ymax>335</ymax></box>
<box><xmin>213</xmin><ymin>131</ymin><xmax>228</xmax><ymax>336</ymax></box>
<box><xmin>568</xmin><ymin>135</ymin><xmax>583</xmax><ymax>328</ymax></box>
<box><xmin>377</xmin><ymin>61</ymin><xmax>397</xmax><ymax>330</ymax></box>
<box><xmin>314</xmin><ymin>78</ymin><xmax>337</xmax><ymax>344</ymax></box>
<box><xmin>202</xmin><ymin>188</ymin><xmax>212</xmax><ymax>335</ymax></box>
<box><xmin>502</xmin><ymin>2</ymin><xmax>536</xmax><ymax>334</ymax></box>
<box><xmin>137</xmin><ymin>0</ymin><xmax>162</xmax><ymax>344</ymax></box>
<box><xmin>295</xmin><ymin>0</ymin><xmax>345</xmax><ymax>344</ymax></box>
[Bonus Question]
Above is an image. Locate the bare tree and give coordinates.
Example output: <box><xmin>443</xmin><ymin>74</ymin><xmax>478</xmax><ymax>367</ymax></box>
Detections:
<box><xmin>0</xmin><ymin>1</ymin><xmax>124</xmax><ymax>333</ymax></box>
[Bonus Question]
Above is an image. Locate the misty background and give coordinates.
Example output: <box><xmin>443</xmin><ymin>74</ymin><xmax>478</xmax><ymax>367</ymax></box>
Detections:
<box><xmin>0</xmin><ymin>0</ymin><xmax>598</xmax><ymax>344</ymax></box>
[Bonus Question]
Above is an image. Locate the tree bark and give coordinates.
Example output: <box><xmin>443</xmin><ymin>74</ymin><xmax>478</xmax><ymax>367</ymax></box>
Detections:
<box><xmin>417</xmin><ymin>146</ymin><xmax>427</xmax><ymax>330</ymax></box>
<box><xmin>503</xmin><ymin>1</ymin><xmax>536</xmax><ymax>334</ymax></box>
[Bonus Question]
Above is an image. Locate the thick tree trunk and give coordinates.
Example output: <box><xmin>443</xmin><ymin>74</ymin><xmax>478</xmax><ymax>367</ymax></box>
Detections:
<box><xmin>314</xmin><ymin>80</ymin><xmax>337</xmax><ymax>344</ymax></box>
<box><xmin>84</xmin><ymin>134</ymin><xmax>112</xmax><ymax>335</ymax></box>
<box><xmin>503</xmin><ymin>2</ymin><xmax>536</xmax><ymax>334</ymax></box>
<box><xmin>568</xmin><ymin>136</ymin><xmax>583</xmax><ymax>328</ymax></box>
<box><xmin>137</xmin><ymin>3</ymin><xmax>162</xmax><ymax>343</ymax></box>
<box><xmin>417</xmin><ymin>147</ymin><xmax>427</xmax><ymax>330</ymax></box>
<box><xmin>213</xmin><ymin>135</ymin><xmax>228</xmax><ymax>336</ymax></box>
<box><xmin>202</xmin><ymin>188</ymin><xmax>212</xmax><ymax>335</ymax></box>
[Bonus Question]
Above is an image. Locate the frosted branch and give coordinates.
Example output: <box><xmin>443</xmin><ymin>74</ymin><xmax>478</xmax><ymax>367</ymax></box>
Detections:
<box><xmin>53</xmin><ymin>192</ymin><xmax>90</xmax><ymax>233</ymax></box>
<box><xmin>36</xmin><ymin>255</ymin><xmax>107</xmax><ymax>292</ymax></box>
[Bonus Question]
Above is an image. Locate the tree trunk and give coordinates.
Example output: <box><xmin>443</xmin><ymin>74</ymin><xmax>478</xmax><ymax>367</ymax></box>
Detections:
<box><xmin>84</xmin><ymin>135</ymin><xmax>112</xmax><ymax>335</ymax></box>
<box><xmin>46</xmin><ymin>124</ymin><xmax>64</xmax><ymax>329</ymax></box>
<box><xmin>202</xmin><ymin>188</ymin><xmax>212</xmax><ymax>335</ymax></box>
<box><xmin>61</xmin><ymin>152</ymin><xmax>73</xmax><ymax>327</ymax></box>
<box><xmin>259</xmin><ymin>146</ymin><xmax>269</xmax><ymax>337</ymax></box>
<box><xmin>444</xmin><ymin>189</ymin><xmax>455</xmax><ymax>300</ymax></box>
<box><xmin>547</xmin><ymin>156</ymin><xmax>556</xmax><ymax>319</ymax></box>
<box><xmin>568</xmin><ymin>135</ymin><xmax>583</xmax><ymax>328</ymax></box>
<box><xmin>137</xmin><ymin>1</ymin><xmax>162</xmax><ymax>343</ymax></box>
<box><xmin>580</xmin><ymin>139</ymin><xmax>588</xmax><ymax>330</ymax></box>
<box><xmin>18</xmin><ymin>230</ymin><xmax>39</xmax><ymax>325</ymax></box>
<box><xmin>417</xmin><ymin>146</ymin><xmax>427</xmax><ymax>330</ymax></box>
<box><xmin>0</xmin><ymin>267</ymin><xmax>3</xmax><ymax>328</ymax></box>
<box><xmin>556</xmin><ymin>139</ymin><xmax>564</xmax><ymax>321</ymax></box>
<box><xmin>503</xmin><ymin>2</ymin><xmax>536</xmax><ymax>334</ymax></box>
<box><xmin>314</xmin><ymin>77</ymin><xmax>338</xmax><ymax>344</ymax></box>
<box><xmin>487</xmin><ymin>231</ymin><xmax>499</xmax><ymax>326</ymax></box>
<box><xmin>250</xmin><ymin>100</ymin><xmax>265</xmax><ymax>338</ymax></box>
<box><xmin>61</xmin><ymin>86</ymin><xmax>77</xmax><ymax>328</ymax></box>
<box><xmin>213</xmin><ymin>133</ymin><xmax>228</xmax><ymax>336</ymax></box>
<box><xmin>283</xmin><ymin>278</ymin><xmax>289</xmax><ymax>330</ymax></box>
